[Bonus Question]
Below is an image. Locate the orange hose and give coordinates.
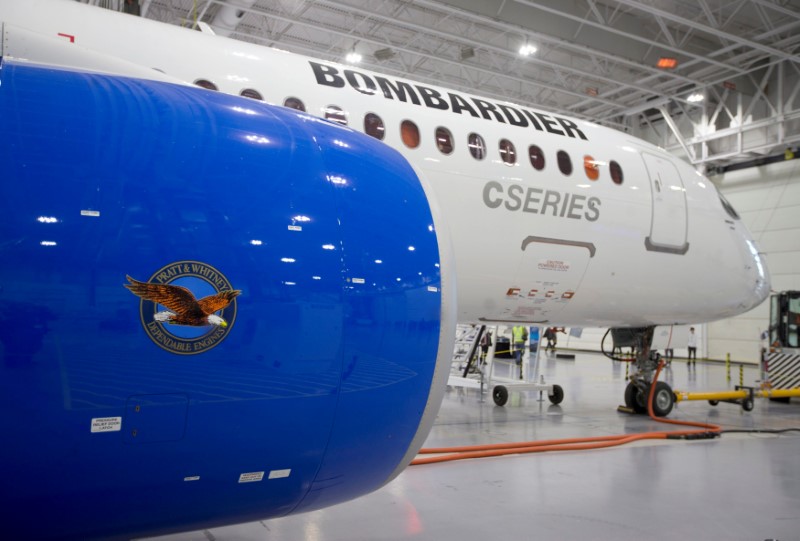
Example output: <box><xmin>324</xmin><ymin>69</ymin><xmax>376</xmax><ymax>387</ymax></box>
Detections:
<box><xmin>646</xmin><ymin>360</ymin><xmax>720</xmax><ymax>433</ymax></box>
<box><xmin>410</xmin><ymin>360</ymin><xmax>720</xmax><ymax>466</ymax></box>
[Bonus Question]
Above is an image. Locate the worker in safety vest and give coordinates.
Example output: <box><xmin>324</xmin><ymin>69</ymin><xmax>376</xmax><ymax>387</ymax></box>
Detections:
<box><xmin>512</xmin><ymin>326</ymin><xmax>527</xmax><ymax>380</ymax></box>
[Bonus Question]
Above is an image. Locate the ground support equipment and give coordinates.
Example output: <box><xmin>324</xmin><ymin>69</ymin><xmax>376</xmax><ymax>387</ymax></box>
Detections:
<box><xmin>447</xmin><ymin>325</ymin><xmax>564</xmax><ymax>407</ymax></box>
<box><xmin>674</xmin><ymin>385</ymin><xmax>800</xmax><ymax>411</ymax></box>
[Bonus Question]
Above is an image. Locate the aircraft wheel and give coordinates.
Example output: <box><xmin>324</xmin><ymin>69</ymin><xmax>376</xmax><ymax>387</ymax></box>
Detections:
<box><xmin>493</xmin><ymin>385</ymin><xmax>509</xmax><ymax>406</ymax></box>
<box><xmin>549</xmin><ymin>384</ymin><xmax>564</xmax><ymax>405</ymax></box>
<box><xmin>708</xmin><ymin>400</ymin><xmax>719</xmax><ymax>406</ymax></box>
<box><xmin>742</xmin><ymin>398</ymin><xmax>754</xmax><ymax>412</ymax></box>
<box><xmin>651</xmin><ymin>381</ymin><xmax>674</xmax><ymax>417</ymax></box>
<box><xmin>630</xmin><ymin>385</ymin><xmax>648</xmax><ymax>414</ymax></box>
<box><xmin>624</xmin><ymin>382</ymin><xmax>639</xmax><ymax>409</ymax></box>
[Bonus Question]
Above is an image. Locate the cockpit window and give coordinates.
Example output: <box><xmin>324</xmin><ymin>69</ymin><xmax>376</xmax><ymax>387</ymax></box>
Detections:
<box><xmin>718</xmin><ymin>191</ymin><xmax>740</xmax><ymax>220</ymax></box>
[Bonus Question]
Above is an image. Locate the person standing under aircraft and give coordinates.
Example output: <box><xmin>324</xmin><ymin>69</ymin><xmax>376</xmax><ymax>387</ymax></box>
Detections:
<box><xmin>545</xmin><ymin>327</ymin><xmax>565</xmax><ymax>351</ymax></box>
<box><xmin>479</xmin><ymin>329</ymin><xmax>492</xmax><ymax>366</ymax></box>
<box><xmin>544</xmin><ymin>327</ymin><xmax>555</xmax><ymax>350</ymax></box>
<box><xmin>687</xmin><ymin>327</ymin><xmax>697</xmax><ymax>367</ymax></box>
<box><xmin>512</xmin><ymin>325</ymin><xmax>527</xmax><ymax>379</ymax></box>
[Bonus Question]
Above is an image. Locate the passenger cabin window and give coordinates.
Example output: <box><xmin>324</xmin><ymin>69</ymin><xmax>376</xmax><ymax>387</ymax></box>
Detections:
<box><xmin>283</xmin><ymin>97</ymin><xmax>306</xmax><ymax>112</ymax></box>
<box><xmin>529</xmin><ymin>145</ymin><xmax>545</xmax><ymax>170</ymax></box>
<box><xmin>610</xmin><ymin>160</ymin><xmax>624</xmax><ymax>185</ymax></box>
<box><xmin>584</xmin><ymin>155</ymin><xmax>599</xmax><ymax>180</ymax></box>
<box><xmin>401</xmin><ymin>120</ymin><xmax>420</xmax><ymax>149</ymax></box>
<box><xmin>240</xmin><ymin>88</ymin><xmax>263</xmax><ymax>100</ymax></box>
<box><xmin>325</xmin><ymin>105</ymin><xmax>347</xmax><ymax>126</ymax></box>
<box><xmin>194</xmin><ymin>79</ymin><xmax>218</xmax><ymax>91</ymax></box>
<box><xmin>499</xmin><ymin>139</ymin><xmax>516</xmax><ymax>165</ymax></box>
<box><xmin>468</xmin><ymin>133</ymin><xmax>486</xmax><ymax>160</ymax></box>
<box><xmin>435</xmin><ymin>127</ymin><xmax>454</xmax><ymax>155</ymax></box>
<box><xmin>557</xmin><ymin>150</ymin><xmax>572</xmax><ymax>176</ymax></box>
<box><xmin>364</xmin><ymin>113</ymin><xmax>385</xmax><ymax>140</ymax></box>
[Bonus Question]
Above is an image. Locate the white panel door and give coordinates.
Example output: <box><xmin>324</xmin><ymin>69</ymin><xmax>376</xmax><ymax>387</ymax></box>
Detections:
<box><xmin>642</xmin><ymin>152</ymin><xmax>688</xmax><ymax>253</ymax></box>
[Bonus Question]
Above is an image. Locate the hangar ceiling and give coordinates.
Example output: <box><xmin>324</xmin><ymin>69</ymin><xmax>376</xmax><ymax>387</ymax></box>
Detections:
<box><xmin>93</xmin><ymin>0</ymin><xmax>800</xmax><ymax>170</ymax></box>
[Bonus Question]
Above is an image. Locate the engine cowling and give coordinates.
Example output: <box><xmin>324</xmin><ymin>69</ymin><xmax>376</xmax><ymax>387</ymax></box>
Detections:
<box><xmin>0</xmin><ymin>61</ymin><xmax>455</xmax><ymax>540</ymax></box>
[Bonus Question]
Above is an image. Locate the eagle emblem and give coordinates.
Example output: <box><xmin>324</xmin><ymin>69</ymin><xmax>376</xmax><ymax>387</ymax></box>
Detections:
<box><xmin>125</xmin><ymin>276</ymin><xmax>240</xmax><ymax>328</ymax></box>
<box><xmin>126</xmin><ymin>261</ymin><xmax>240</xmax><ymax>355</ymax></box>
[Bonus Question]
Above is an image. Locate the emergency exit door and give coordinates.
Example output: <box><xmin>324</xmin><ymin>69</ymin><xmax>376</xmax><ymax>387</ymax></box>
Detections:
<box><xmin>641</xmin><ymin>152</ymin><xmax>689</xmax><ymax>254</ymax></box>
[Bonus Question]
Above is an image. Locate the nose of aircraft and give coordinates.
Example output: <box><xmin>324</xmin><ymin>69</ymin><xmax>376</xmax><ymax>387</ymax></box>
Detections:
<box><xmin>739</xmin><ymin>234</ymin><xmax>771</xmax><ymax>312</ymax></box>
<box><xmin>710</xmin><ymin>187</ymin><xmax>771</xmax><ymax>316</ymax></box>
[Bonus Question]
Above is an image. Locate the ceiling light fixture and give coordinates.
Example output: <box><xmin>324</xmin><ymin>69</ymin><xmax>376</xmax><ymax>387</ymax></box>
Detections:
<box><xmin>345</xmin><ymin>51</ymin><xmax>362</xmax><ymax>64</ymax></box>
<box><xmin>657</xmin><ymin>57</ymin><xmax>678</xmax><ymax>69</ymax></box>
<box><xmin>519</xmin><ymin>44</ymin><xmax>537</xmax><ymax>57</ymax></box>
<box><xmin>687</xmin><ymin>93</ymin><xmax>704</xmax><ymax>103</ymax></box>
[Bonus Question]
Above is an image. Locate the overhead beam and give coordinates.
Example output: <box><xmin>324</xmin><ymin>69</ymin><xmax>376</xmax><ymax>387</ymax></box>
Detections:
<box><xmin>658</xmin><ymin>106</ymin><xmax>696</xmax><ymax>162</ymax></box>
<box><xmin>211</xmin><ymin>0</ymin><xmax>631</xmax><ymax>111</ymax></box>
<box><xmin>307</xmin><ymin>0</ymin><xmax>677</xmax><ymax>103</ymax></box>
<box><xmin>510</xmin><ymin>0</ymin><xmax>747</xmax><ymax>75</ymax></box>
<box><xmin>612</xmin><ymin>0</ymin><xmax>800</xmax><ymax>63</ymax></box>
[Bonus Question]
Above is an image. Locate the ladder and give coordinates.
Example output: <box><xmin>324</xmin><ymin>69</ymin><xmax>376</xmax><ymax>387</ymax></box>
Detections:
<box><xmin>451</xmin><ymin>324</ymin><xmax>486</xmax><ymax>378</ymax></box>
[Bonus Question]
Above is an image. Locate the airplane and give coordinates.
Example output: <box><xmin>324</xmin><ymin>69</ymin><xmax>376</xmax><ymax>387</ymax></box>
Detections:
<box><xmin>0</xmin><ymin>0</ymin><xmax>770</xmax><ymax>539</ymax></box>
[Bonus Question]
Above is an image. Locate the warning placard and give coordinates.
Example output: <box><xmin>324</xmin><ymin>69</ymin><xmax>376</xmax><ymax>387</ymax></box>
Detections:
<box><xmin>91</xmin><ymin>417</ymin><xmax>122</xmax><ymax>433</ymax></box>
<box><xmin>238</xmin><ymin>471</ymin><xmax>265</xmax><ymax>483</ymax></box>
<box><xmin>538</xmin><ymin>259</ymin><xmax>570</xmax><ymax>272</ymax></box>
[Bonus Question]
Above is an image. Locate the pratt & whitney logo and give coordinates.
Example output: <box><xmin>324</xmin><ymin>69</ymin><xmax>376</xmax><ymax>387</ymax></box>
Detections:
<box><xmin>125</xmin><ymin>261</ymin><xmax>241</xmax><ymax>355</ymax></box>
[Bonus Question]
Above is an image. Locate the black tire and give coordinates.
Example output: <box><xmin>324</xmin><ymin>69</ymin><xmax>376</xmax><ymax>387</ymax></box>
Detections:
<box><xmin>630</xmin><ymin>385</ymin><xmax>648</xmax><ymax>414</ymax></box>
<box><xmin>742</xmin><ymin>398</ymin><xmax>754</xmax><ymax>412</ymax></box>
<box><xmin>549</xmin><ymin>384</ymin><xmax>564</xmax><ymax>405</ymax></box>
<box><xmin>493</xmin><ymin>385</ymin><xmax>509</xmax><ymax>406</ymax></box>
<box><xmin>708</xmin><ymin>400</ymin><xmax>719</xmax><ymax>406</ymax></box>
<box><xmin>650</xmin><ymin>381</ymin><xmax>674</xmax><ymax>417</ymax></box>
<box><xmin>624</xmin><ymin>382</ymin><xmax>639</xmax><ymax>409</ymax></box>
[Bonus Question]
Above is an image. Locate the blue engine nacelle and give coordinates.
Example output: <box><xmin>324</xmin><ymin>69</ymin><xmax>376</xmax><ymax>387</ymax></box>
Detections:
<box><xmin>0</xmin><ymin>61</ymin><xmax>454</xmax><ymax>540</ymax></box>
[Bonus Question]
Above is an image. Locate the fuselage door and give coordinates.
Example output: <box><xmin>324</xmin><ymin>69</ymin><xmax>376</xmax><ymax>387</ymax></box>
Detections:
<box><xmin>641</xmin><ymin>152</ymin><xmax>689</xmax><ymax>254</ymax></box>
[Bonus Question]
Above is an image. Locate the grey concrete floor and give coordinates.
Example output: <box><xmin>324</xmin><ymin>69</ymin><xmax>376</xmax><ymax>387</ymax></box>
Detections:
<box><xmin>148</xmin><ymin>351</ymin><xmax>800</xmax><ymax>541</ymax></box>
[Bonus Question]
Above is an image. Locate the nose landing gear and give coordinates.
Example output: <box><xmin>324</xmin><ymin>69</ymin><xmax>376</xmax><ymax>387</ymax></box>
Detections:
<box><xmin>608</xmin><ymin>326</ymin><xmax>675</xmax><ymax>417</ymax></box>
<box><xmin>624</xmin><ymin>380</ymin><xmax>674</xmax><ymax>417</ymax></box>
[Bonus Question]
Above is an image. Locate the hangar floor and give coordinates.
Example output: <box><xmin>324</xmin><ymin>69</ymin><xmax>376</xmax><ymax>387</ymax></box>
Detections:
<box><xmin>147</xmin><ymin>351</ymin><xmax>800</xmax><ymax>541</ymax></box>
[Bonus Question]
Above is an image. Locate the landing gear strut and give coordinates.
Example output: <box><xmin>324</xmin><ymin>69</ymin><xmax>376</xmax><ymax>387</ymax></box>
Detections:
<box><xmin>608</xmin><ymin>326</ymin><xmax>674</xmax><ymax>417</ymax></box>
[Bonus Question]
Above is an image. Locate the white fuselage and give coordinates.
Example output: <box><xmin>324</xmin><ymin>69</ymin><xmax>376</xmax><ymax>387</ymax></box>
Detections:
<box><xmin>0</xmin><ymin>0</ymin><xmax>771</xmax><ymax>327</ymax></box>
